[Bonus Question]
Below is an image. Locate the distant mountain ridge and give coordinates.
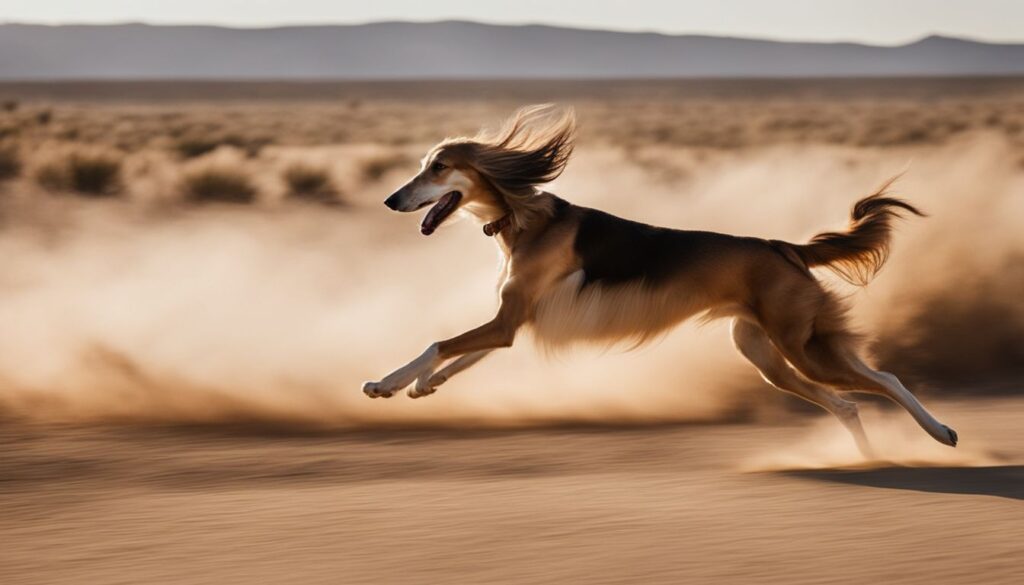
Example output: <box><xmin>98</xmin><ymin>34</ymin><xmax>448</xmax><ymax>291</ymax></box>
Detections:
<box><xmin>2</xmin><ymin>21</ymin><xmax>1023</xmax><ymax>79</ymax></box>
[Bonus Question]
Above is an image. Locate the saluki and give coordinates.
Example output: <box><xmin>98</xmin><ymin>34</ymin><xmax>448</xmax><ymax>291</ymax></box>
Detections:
<box><xmin>362</xmin><ymin>104</ymin><xmax>958</xmax><ymax>453</ymax></box>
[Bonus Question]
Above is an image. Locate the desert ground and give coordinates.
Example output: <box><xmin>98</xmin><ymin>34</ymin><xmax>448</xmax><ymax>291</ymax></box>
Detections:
<box><xmin>0</xmin><ymin>79</ymin><xmax>1022</xmax><ymax>584</ymax></box>
<box><xmin>2</xmin><ymin>399</ymin><xmax>1021</xmax><ymax>585</ymax></box>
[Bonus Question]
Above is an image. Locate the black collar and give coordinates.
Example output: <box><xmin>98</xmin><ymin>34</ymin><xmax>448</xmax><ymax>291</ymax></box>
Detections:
<box><xmin>483</xmin><ymin>215</ymin><xmax>512</xmax><ymax>237</ymax></box>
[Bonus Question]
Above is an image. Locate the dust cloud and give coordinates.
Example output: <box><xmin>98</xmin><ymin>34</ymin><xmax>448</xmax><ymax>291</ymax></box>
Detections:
<box><xmin>0</xmin><ymin>134</ymin><xmax>1021</xmax><ymax>428</ymax></box>
<box><xmin>741</xmin><ymin>405</ymin><xmax>1003</xmax><ymax>471</ymax></box>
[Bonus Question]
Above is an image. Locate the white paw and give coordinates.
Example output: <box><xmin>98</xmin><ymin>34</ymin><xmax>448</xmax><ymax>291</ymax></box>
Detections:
<box><xmin>407</xmin><ymin>385</ymin><xmax>436</xmax><ymax>399</ymax></box>
<box><xmin>409</xmin><ymin>374</ymin><xmax>433</xmax><ymax>399</ymax></box>
<box><xmin>407</xmin><ymin>369</ymin><xmax>451</xmax><ymax>399</ymax></box>
<box><xmin>362</xmin><ymin>381</ymin><xmax>398</xmax><ymax>399</ymax></box>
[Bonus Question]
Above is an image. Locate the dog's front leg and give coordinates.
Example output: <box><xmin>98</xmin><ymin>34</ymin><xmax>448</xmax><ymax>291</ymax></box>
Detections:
<box><xmin>409</xmin><ymin>350</ymin><xmax>493</xmax><ymax>398</ymax></box>
<box><xmin>361</xmin><ymin>316</ymin><xmax>513</xmax><ymax>400</ymax></box>
<box><xmin>362</xmin><ymin>343</ymin><xmax>442</xmax><ymax>399</ymax></box>
<box><xmin>364</xmin><ymin>281</ymin><xmax>527</xmax><ymax>399</ymax></box>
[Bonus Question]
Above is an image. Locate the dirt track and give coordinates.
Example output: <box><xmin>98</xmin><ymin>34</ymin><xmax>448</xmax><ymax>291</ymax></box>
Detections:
<box><xmin>2</xmin><ymin>397</ymin><xmax>1021</xmax><ymax>585</ymax></box>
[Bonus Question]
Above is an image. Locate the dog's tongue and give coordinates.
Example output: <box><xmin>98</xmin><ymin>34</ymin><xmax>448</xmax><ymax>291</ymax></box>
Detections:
<box><xmin>420</xmin><ymin>191</ymin><xmax>462</xmax><ymax>236</ymax></box>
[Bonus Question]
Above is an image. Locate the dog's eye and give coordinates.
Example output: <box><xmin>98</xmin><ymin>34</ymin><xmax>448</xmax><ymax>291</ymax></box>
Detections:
<box><xmin>431</xmin><ymin>161</ymin><xmax>448</xmax><ymax>172</ymax></box>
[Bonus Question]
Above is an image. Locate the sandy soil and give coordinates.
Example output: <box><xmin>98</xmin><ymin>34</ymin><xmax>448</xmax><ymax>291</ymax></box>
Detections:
<box><xmin>2</xmin><ymin>397</ymin><xmax>1021</xmax><ymax>585</ymax></box>
<box><xmin>2</xmin><ymin>78</ymin><xmax>1022</xmax><ymax>584</ymax></box>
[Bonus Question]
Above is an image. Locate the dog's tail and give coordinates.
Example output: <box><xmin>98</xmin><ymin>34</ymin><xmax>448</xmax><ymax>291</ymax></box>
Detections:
<box><xmin>790</xmin><ymin>178</ymin><xmax>925</xmax><ymax>286</ymax></box>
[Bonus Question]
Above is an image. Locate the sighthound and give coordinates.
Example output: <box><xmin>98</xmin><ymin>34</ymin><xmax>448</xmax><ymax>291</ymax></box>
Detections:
<box><xmin>362</xmin><ymin>105</ymin><xmax>957</xmax><ymax>454</ymax></box>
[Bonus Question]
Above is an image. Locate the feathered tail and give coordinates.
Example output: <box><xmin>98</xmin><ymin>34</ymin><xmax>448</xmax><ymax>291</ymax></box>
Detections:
<box><xmin>792</xmin><ymin>178</ymin><xmax>925</xmax><ymax>286</ymax></box>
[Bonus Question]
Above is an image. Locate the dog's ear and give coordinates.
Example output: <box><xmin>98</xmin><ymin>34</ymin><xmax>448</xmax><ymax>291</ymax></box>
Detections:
<box><xmin>466</xmin><ymin>105</ymin><xmax>576</xmax><ymax>229</ymax></box>
<box><xmin>478</xmin><ymin>105</ymin><xmax>576</xmax><ymax>184</ymax></box>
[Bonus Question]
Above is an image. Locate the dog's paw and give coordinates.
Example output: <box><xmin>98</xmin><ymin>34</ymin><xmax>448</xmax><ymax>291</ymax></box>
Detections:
<box><xmin>362</xmin><ymin>381</ymin><xmax>397</xmax><ymax>399</ymax></box>
<box><xmin>408</xmin><ymin>377</ymin><xmax>437</xmax><ymax>399</ymax></box>
<box><xmin>407</xmin><ymin>386</ymin><xmax>436</xmax><ymax>399</ymax></box>
<box><xmin>945</xmin><ymin>425</ymin><xmax>959</xmax><ymax>447</ymax></box>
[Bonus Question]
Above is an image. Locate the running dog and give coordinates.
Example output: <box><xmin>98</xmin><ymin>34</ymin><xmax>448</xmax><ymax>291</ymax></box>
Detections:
<box><xmin>362</xmin><ymin>105</ymin><xmax>957</xmax><ymax>453</ymax></box>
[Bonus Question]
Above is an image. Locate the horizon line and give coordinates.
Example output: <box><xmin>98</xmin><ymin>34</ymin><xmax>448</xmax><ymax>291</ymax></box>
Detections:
<box><xmin>2</xmin><ymin>18</ymin><xmax>1022</xmax><ymax>47</ymax></box>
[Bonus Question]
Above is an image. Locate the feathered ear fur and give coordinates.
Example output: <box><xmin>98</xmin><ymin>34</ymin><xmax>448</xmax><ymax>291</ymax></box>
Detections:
<box><xmin>448</xmin><ymin>104</ymin><xmax>576</xmax><ymax>230</ymax></box>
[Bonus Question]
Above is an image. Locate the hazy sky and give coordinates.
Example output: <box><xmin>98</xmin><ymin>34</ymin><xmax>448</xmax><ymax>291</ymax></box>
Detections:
<box><xmin>3</xmin><ymin>0</ymin><xmax>1022</xmax><ymax>44</ymax></box>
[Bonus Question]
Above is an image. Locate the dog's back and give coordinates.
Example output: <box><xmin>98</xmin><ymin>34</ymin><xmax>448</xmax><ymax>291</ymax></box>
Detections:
<box><xmin>530</xmin><ymin>195</ymin><xmax>811</xmax><ymax>349</ymax></box>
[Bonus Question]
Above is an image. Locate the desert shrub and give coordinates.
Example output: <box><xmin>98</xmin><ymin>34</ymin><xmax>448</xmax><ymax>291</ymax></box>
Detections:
<box><xmin>35</xmin><ymin>161</ymin><xmax>67</xmax><ymax>191</ymax></box>
<box><xmin>175</xmin><ymin>137</ymin><xmax>221</xmax><ymax>159</ymax></box>
<box><xmin>360</xmin><ymin>152</ymin><xmax>413</xmax><ymax>182</ymax></box>
<box><xmin>1</xmin><ymin>100</ymin><xmax>17</xmax><ymax>112</ymax></box>
<box><xmin>182</xmin><ymin>167</ymin><xmax>257</xmax><ymax>204</ymax></box>
<box><xmin>0</xmin><ymin>143</ymin><xmax>20</xmax><ymax>181</ymax></box>
<box><xmin>69</xmin><ymin>153</ymin><xmax>122</xmax><ymax>195</ymax></box>
<box><xmin>283</xmin><ymin>164</ymin><xmax>340</xmax><ymax>204</ymax></box>
<box><xmin>175</xmin><ymin>134</ymin><xmax>273</xmax><ymax>159</ymax></box>
<box><xmin>36</xmin><ymin>110</ymin><xmax>52</xmax><ymax>125</ymax></box>
<box><xmin>35</xmin><ymin>151</ymin><xmax>122</xmax><ymax>196</ymax></box>
<box><xmin>58</xmin><ymin>127</ymin><xmax>81</xmax><ymax>141</ymax></box>
<box><xmin>222</xmin><ymin>134</ymin><xmax>273</xmax><ymax>158</ymax></box>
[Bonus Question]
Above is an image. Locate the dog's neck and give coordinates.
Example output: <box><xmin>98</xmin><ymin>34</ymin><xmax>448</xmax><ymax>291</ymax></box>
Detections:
<box><xmin>464</xmin><ymin>190</ymin><xmax>557</xmax><ymax>248</ymax></box>
<box><xmin>462</xmin><ymin>197</ymin><xmax>513</xmax><ymax>237</ymax></box>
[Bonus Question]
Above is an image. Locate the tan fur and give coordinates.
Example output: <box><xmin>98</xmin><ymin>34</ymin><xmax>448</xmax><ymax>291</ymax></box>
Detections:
<box><xmin>792</xmin><ymin>176</ymin><xmax>926</xmax><ymax>285</ymax></box>
<box><xmin>428</xmin><ymin>104</ymin><xmax>575</xmax><ymax>229</ymax></box>
<box><xmin>364</xmin><ymin>105</ymin><xmax>958</xmax><ymax>453</ymax></box>
<box><xmin>533</xmin><ymin>270</ymin><xmax>709</xmax><ymax>351</ymax></box>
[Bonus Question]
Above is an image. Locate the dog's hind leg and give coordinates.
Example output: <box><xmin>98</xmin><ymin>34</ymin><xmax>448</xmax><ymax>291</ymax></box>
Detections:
<box><xmin>844</xmin><ymin>354</ymin><xmax>959</xmax><ymax>447</ymax></box>
<box><xmin>731</xmin><ymin>318</ymin><xmax>874</xmax><ymax>457</ymax></box>
<box><xmin>409</xmin><ymin>350</ymin><xmax>493</xmax><ymax>399</ymax></box>
<box><xmin>764</xmin><ymin>319</ymin><xmax>958</xmax><ymax>447</ymax></box>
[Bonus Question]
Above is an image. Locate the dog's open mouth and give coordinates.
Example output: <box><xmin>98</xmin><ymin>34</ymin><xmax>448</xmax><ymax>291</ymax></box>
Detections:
<box><xmin>420</xmin><ymin>191</ymin><xmax>462</xmax><ymax>236</ymax></box>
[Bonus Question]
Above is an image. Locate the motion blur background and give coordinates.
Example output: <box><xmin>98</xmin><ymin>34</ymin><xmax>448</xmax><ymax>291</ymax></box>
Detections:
<box><xmin>1</xmin><ymin>3</ymin><xmax>1022</xmax><ymax>584</ymax></box>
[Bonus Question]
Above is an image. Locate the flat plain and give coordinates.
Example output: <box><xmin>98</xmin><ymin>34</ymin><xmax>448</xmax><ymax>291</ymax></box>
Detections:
<box><xmin>1</xmin><ymin>79</ymin><xmax>1022</xmax><ymax>584</ymax></box>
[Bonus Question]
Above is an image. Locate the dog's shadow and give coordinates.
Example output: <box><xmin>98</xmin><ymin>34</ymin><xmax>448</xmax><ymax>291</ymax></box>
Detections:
<box><xmin>784</xmin><ymin>465</ymin><xmax>1024</xmax><ymax>500</ymax></box>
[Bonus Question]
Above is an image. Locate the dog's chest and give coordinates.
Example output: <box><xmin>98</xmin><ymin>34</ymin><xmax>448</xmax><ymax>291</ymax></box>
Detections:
<box><xmin>530</xmin><ymin>270</ymin><xmax>700</xmax><ymax>349</ymax></box>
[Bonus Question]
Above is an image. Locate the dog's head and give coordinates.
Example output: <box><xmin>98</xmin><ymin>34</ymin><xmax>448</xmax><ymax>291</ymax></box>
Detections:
<box><xmin>384</xmin><ymin>144</ymin><xmax>496</xmax><ymax>236</ymax></box>
<box><xmin>384</xmin><ymin>104</ymin><xmax>576</xmax><ymax>236</ymax></box>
